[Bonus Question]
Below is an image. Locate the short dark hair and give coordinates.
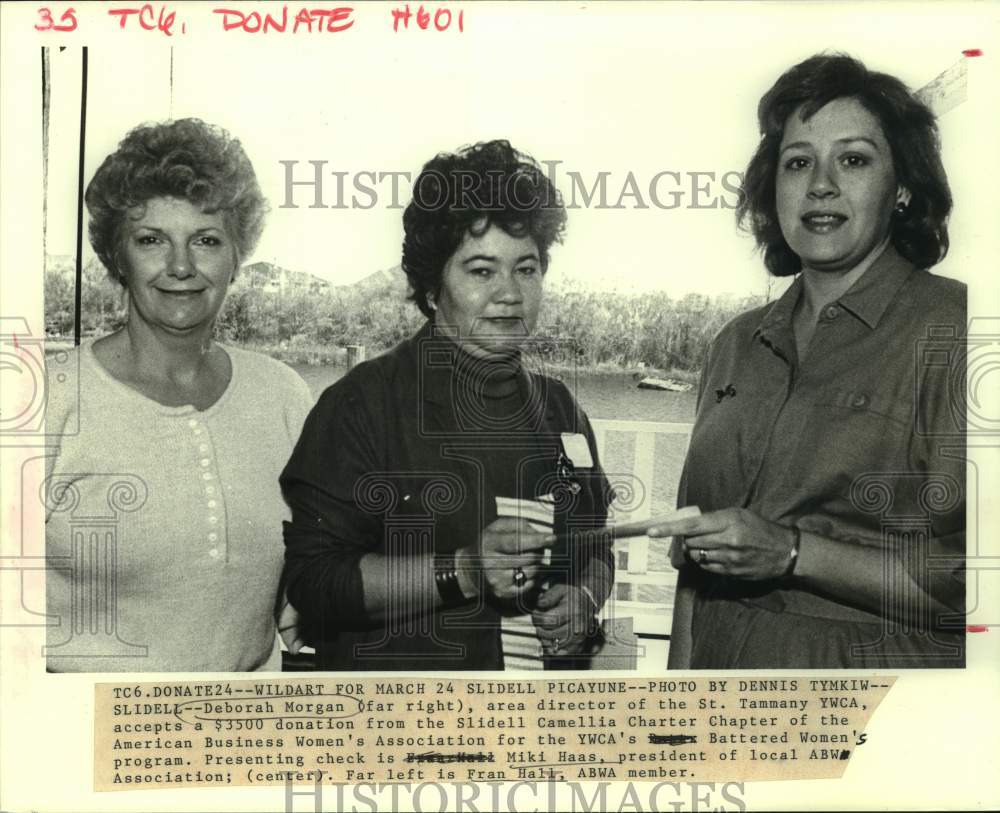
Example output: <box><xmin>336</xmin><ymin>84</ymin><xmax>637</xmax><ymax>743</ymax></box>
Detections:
<box><xmin>401</xmin><ymin>140</ymin><xmax>567</xmax><ymax>317</ymax></box>
<box><xmin>85</xmin><ymin>118</ymin><xmax>266</xmax><ymax>285</ymax></box>
<box><xmin>736</xmin><ymin>53</ymin><xmax>952</xmax><ymax>276</ymax></box>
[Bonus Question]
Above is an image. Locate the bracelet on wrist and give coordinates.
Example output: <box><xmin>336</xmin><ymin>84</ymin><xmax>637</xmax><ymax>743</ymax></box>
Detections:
<box><xmin>433</xmin><ymin>551</ymin><xmax>467</xmax><ymax>606</ymax></box>
<box><xmin>783</xmin><ymin>527</ymin><xmax>801</xmax><ymax>580</ymax></box>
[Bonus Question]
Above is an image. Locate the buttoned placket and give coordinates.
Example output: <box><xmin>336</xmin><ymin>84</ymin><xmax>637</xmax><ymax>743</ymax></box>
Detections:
<box><xmin>741</xmin><ymin>300</ymin><xmax>802</xmax><ymax>507</ymax></box>
<box><xmin>748</xmin><ymin>295</ymin><xmax>874</xmax><ymax>509</ymax></box>
<box><xmin>187</xmin><ymin>416</ymin><xmax>226</xmax><ymax>561</ymax></box>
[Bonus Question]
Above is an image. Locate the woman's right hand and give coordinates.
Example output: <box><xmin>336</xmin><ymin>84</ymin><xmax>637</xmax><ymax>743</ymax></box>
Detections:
<box><xmin>458</xmin><ymin>517</ymin><xmax>554</xmax><ymax>600</ymax></box>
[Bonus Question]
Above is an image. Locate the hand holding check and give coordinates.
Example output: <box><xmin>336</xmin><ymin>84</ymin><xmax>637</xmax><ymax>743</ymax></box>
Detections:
<box><xmin>470</xmin><ymin>516</ymin><xmax>555</xmax><ymax>600</ymax></box>
<box><xmin>646</xmin><ymin>507</ymin><xmax>798</xmax><ymax>581</ymax></box>
<box><xmin>550</xmin><ymin>505</ymin><xmax>703</xmax><ymax>546</ymax></box>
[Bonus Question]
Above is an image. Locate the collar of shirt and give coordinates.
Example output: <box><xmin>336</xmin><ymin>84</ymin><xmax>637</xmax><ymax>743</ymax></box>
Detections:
<box><xmin>406</xmin><ymin>320</ymin><xmax>567</xmax><ymax>439</ymax></box>
<box><xmin>752</xmin><ymin>245</ymin><xmax>916</xmax><ymax>355</ymax></box>
<box><xmin>408</xmin><ymin>320</ymin><xmax>531</xmax><ymax>407</ymax></box>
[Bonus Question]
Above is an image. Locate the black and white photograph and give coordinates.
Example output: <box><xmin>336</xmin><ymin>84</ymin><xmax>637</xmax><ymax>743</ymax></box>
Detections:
<box><xmin>0</xmin><ymin>1</ymin><xmax>997</xmax><ymax>811</ymax></box>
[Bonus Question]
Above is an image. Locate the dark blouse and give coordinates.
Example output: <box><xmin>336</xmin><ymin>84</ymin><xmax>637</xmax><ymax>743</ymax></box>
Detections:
<box><xmin>280</xmin><ymin>322</ymin><xmax>614</xmax><ymax>670</ymax></box>
<box><xmin>677</xmin><ymin>247</ymin><xmax>966</xmax><ymax>668</ymax></box>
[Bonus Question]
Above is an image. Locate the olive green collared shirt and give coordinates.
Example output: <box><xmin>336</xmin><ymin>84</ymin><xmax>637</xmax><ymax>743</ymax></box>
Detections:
<box><xmin>677</xmin><ymin>246</ymin><xmax>965</xmax><ymax>666</ymax></box>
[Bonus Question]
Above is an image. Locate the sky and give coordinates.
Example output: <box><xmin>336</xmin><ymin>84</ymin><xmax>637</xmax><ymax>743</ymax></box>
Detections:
<box><xmin>43</xmin><ymin>3</ymin><xmax>986</xmax><ymax>298</ymax></box>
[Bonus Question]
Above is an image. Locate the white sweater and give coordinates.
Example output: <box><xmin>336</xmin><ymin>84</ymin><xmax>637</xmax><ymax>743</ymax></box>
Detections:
<box><xmin>44</xmin><ymin>341</ymin><xmax>313</xmax><ymax>672</ymax></box>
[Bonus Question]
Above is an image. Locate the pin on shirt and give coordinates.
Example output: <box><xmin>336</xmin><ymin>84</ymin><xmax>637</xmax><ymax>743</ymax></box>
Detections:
<box><xmin>715</xmin><ymin>383</ymin><xmax>737</xmax><ymax>403</ymax></box>
<box><xmin>557</xmin><ymin>433</ymin><xmax>593</xmax><ymax>497</ymax></box>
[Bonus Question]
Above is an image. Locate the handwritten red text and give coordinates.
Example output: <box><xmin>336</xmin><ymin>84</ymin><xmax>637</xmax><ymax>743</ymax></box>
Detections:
<box><xmin>392</xmin><ymin>4</ymin><xmax>464</xmax><ymax>33</ymax></box>
<box><xmin>107</xmin><ymin>4</ymin><xmax>181</xmax><ymax>36</ymax></box>
<box><xmin>213</xmin><ymin>6</ymin><xmax>354</xmax><ymax>34</ymax></box>
<box><xmin>35</xmin><ymin>6</ymin><xmax>78</xmax><ymax>31</ymax></box>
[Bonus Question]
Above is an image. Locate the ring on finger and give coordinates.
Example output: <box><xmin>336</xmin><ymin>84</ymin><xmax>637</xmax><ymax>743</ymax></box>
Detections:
<box><xmin>698</xmin><ymin>548</ymin><xmax>708</xmax><ymax>565</ymax></box>
<box><xmin>513</xmin><ymin>566</ymin><xmax>527</xmax><ymax>588</ymax></box>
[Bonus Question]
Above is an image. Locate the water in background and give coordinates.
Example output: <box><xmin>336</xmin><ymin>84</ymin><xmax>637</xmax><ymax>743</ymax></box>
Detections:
<box><xmin>292</xmin><ymin>364</ymin><xmax>697</xmax><ymax>424</ymax></box>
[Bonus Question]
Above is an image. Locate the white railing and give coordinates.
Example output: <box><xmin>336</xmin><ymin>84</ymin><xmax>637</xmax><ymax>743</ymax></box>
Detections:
<box><xmin>501</xmin><ymin>419</ymin><xmax>693</xmax><ymax>670</ymax></box>
<box><xmin>594</xmin><ymin>418</ymin><xmax>693</xmax><ymax>632</ymax></box>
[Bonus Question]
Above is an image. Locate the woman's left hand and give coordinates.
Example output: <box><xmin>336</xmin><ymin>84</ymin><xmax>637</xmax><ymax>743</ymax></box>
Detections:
<box><xmin>531</xmin><ymin>583</ymin><xmax>597</xmax><ymax>656</ymax></box>
<box><xmin>647</xmin><ymin>508</ymin><xmax>796</xmax><ymax>581</ymax></box>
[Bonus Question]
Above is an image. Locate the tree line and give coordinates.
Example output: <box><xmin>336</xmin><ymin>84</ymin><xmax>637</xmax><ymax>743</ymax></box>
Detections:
<box><xmin>44</xmin><ymin>260</ymin><xmax>765</xmax><ymax>373</ymax></box>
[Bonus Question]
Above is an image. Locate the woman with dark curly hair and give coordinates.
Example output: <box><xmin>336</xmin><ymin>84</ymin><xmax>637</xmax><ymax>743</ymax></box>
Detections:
<box><xmin>281</xmin><ymin>140</ymin><xmax>615</xmax><ymax>670</ymax></box>
<box><xmin>45</xmin><ymin>119</ymin><xmax>313</xmax><ymax>671</ymax></box>
<box><xmin>652</xmin><ymin>54</ymin><xmax>966</xmax><ymax>668</ymax></box>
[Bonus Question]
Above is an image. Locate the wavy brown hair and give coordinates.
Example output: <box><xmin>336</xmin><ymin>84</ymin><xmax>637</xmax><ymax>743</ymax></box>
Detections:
<box><xmin>737</xmin><ymin>54</ymin><xmax>952</xmax><ymax>276</ymax></box>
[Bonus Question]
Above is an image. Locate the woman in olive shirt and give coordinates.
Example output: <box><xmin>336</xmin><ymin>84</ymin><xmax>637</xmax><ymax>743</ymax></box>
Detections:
<box><xmin>655</xmin><ymin>55</ymin><xmax>965</xmax><ymax>669</ymax></box>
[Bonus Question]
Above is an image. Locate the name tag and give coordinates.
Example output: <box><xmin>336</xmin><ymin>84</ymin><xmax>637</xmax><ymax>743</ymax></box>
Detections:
<box><xmin>561</xmin><ymin>433</ymin><xmax>594</xmax><ymax>468</ymax></box>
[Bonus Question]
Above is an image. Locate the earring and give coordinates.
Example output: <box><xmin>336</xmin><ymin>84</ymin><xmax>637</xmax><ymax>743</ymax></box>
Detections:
<box><xmin>895</xmin><ymin>186</ymin><xmax>911</xmax><ymax>215</ymax></box>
